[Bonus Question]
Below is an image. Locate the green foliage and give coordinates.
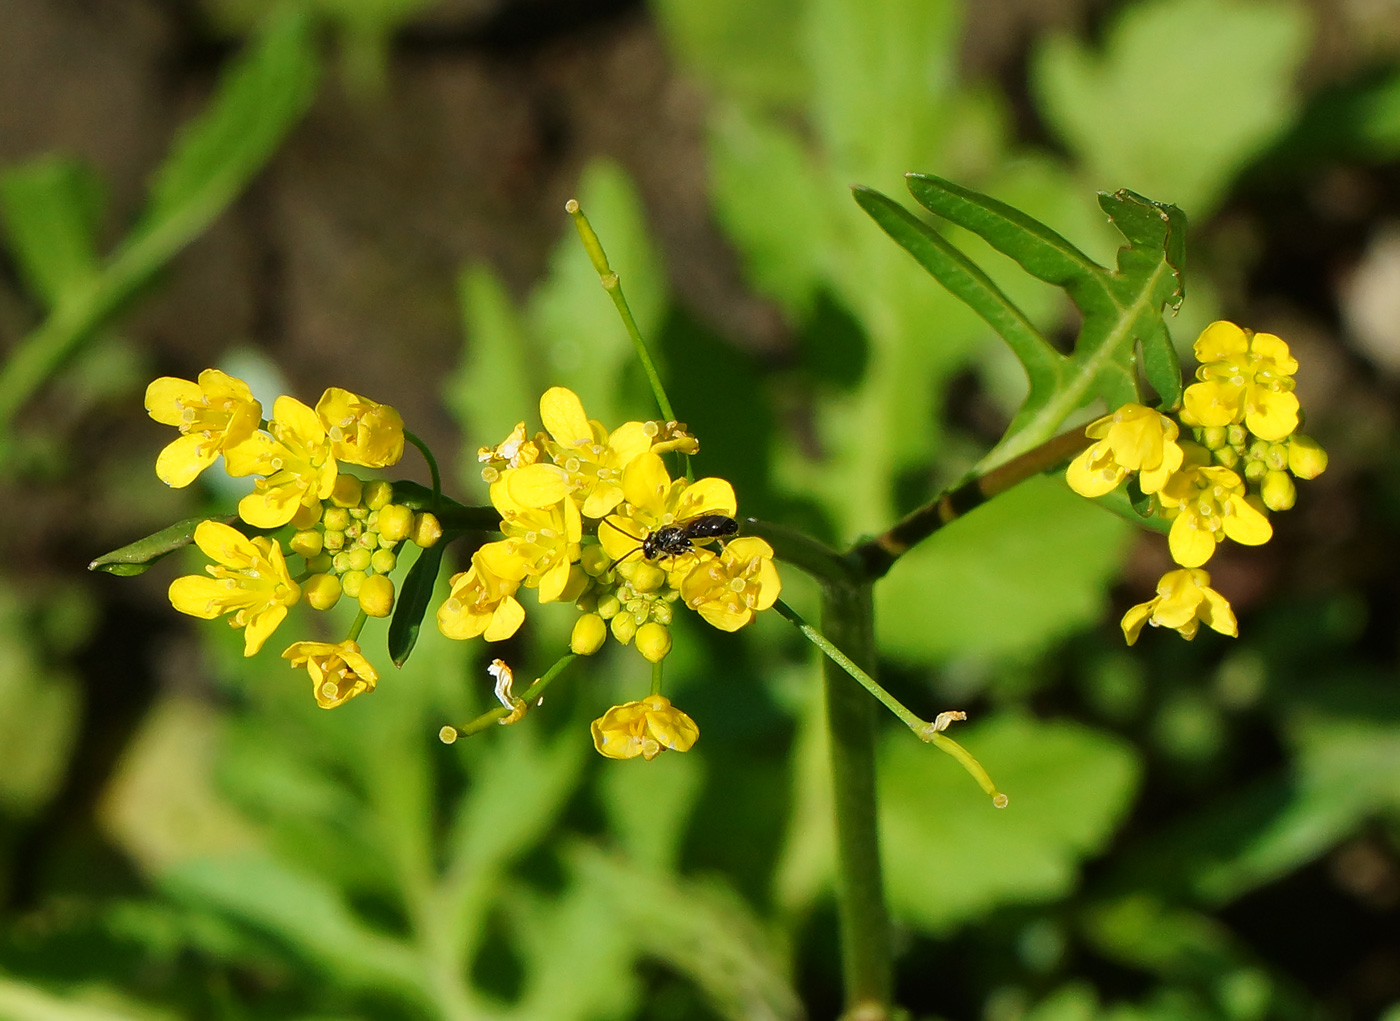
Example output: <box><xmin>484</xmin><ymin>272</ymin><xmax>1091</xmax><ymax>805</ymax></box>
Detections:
<box><xmin>0</xmin><ymin>3</ymin><xmax>319</xmax><ymax>442</ymax></box>
<box><xmin>880</xmin><ymin>714</ymin><xmax>1140</xmax><ymax>933</ymax></box>
<box><xmin>1033</xmin><ymin>0</ymin><xmax>1311</xmax><ymax>216</ymax></box>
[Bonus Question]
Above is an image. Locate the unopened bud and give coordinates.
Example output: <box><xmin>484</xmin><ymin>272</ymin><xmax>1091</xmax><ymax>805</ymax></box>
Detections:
<box><xmin>289</xmin><ymin>530</ymin><xmax>323</xmax><ymax>558</ymax></box>
<box><xmin>370</xmin><ymin>548</ymin><xmax>397</xmax><ymax>575</ymax></box>
<box><xmin>610</xmin><ymin>612</ymin><xmax>637</xmax><ymax>645</ymax></box>
<box><xmin>363</xmin><ymin>480</ymin><xmax>393</xmax><ymax>511</ymax></box>
<box><xmin>636</xmin><ymin>621</ymin><xmax>672</xmax><ymax>662</ymax></box>
<box><xmin>628</xmin><ymin>562</ymin><xmax>665</xmax><ymax>594</ymax></box>
<box><xmin>571</xmin><ymin>613</ymin><xmax>607</xmax><ymax>655</ymax></box>
<box><xmin>1288</xmin><ymin>434</ymin><xmax>1328</xmax><ymax>479</ymax></box>
<box><xmin>330</xmin><ymin>474</ymin><xmax>363</xmax><ymax>509</ymax></box>
<box><xmin>378</xmin><ymin>504</ymin><xmax>413</xmax><ymax>542</ymax></box>
<box><xmin>304</xmin><ymin>573</ymin><xmax>343</xmax><ymax>611</ymax></box>
<box><xmin>341</xmin><ymin>570</ymin><xmax>366</xmax><ymax>598</ymax></box>
<box><xmin>411</xmin><ymin>512</ymin><xmax>443</xmax><ymax>548</ymax></box>
<box><xmin>596</xmin><ymin>593</ymin><xmax>621</xmax><ymax>620</ymax></box>
<box><xmin>1261</xmin><ymin>470</ymin><xmax>1297</xmax><ymax>512</ymax></box>
<box><xmin>323</xmin><ymin>507</ymin><xmax>350</xmax><ymax>532</ymax></box>
<box><xmin>358</xmin><ymin>574</ymin><xmax>395</xmax><ymax>617</ymax></box>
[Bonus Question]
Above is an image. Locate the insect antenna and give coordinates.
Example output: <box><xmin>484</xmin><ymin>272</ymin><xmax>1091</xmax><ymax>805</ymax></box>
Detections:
<box><xmin>600</xmin><ymin>518</ymin><xmax>646</xmax><ymax>573</ymax></box>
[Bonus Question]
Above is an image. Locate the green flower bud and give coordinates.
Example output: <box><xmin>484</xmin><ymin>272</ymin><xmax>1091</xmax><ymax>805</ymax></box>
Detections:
<box><xmin>333</xmin><ymin>551</ymin><xmax>354</xmax><ymax>573</ymax></box>
<box><xmin>363</xmin><ymin>480</ymin><xmax>393</xmax><ymax>511</ymax></box>
<box><xmin>306</xmin><ymin>553</ymin><xmax>335</xmax><ymax>575</ymax></box>
<box><xmin>635</xmin><ymin>622</ymin><xmax>672</xmax><ymax>663</ymax></box>
<box><xmin>358</xmin><ymin>574</ymin><xmax>395</xmax><ymax>618</ymax></box>
<box><xmin>411</xmin><ymin>512</ymin><xmax>443</xmax><ymax>548</ymax></box>
<box><xmin>289</xmin><ymin>530</ymin><xmax>323</xmax><ymax>558</ymax></box>
<box><xmin>330</xmin><ymin>474</ymin><xmax>363</xmax><ymax>508</ymax></box>
<box><xmin>1261</xmin><ymin>470</ymin><xmax>1297</xmax><ymax>512</ymax></box>
<box><xmin>1199</xmin><ymin>425</ymin><xmax>1228</xmax><ymax>450</ymax></box>
<box><xmin>651</xmin><ymin>600</ymin><xmax>673</xmax><ymax>625</ymax></box>
<box><xmin>610</xmin><ymin>612</ymin><xmax>637</xmax><ymax>645</ymax></box>
<box><xmin>580</xmin><ymin>543</ymin><xmax>612</xmax><ymax>576</ymax></box>
<box><xmin>1243</xmin><ymin>458</ymin><xmax>1268</xmax><ymax>483</ymax></box>
<box><xmin>323</xmin><ymin>507</ymin><xmax>350</xmax><ymax>532</ymax></box>
<box><xmin>628</xmin><ymin>562</ymin><xmax>665</xmax><ymax>594</ymax></box>
<box><xmin>596</xmin><ymin>593</ymin><xmax>621</xmax><ymax>620</ymax></box>
<box><xmin>1264</xmin><ymin>442</ymin><xmax>1289</xmax><ymax>472</ymax></box>
<box><xmin>1213</xmin><ymin>445</ymin><xmax>1240</xmax><ymax>469</ymax></box>
<box><xmin>570</xmin><ymin>613</ymin><xmax>607</xmax><ymax>655</ymax></box>
<box><xmin>341</xmin><ymin>570</ymin><xmax>366</xmax><ymax>598</ymax></box>
<box><xmin>303</xmin><ymin>573</ymin><xmax>342</xmax><ymax>611</ymax></box>
<box><xmin>370</xmin><ymin>548</ymin><xmax>397</xmax><ymax>575</ymax></box>
<box><xmin>346</xmin><ymin>547</ymin><xmax>373</xmax><ymax>573</ymax></box>
<box><xmin>1288</xmin><ymin>434</ymin><xmax>1328</xmax><ymax>479</ymax></box>
<box><xmin>378</xmin><ymin>504</ymin><xmax>413</xmax><ymax>543</ymax></box>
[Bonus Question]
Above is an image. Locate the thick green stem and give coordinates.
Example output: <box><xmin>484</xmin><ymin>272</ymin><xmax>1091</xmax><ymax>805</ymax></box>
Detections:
<box><xmin>820</xmin><ymin>580</ymin><xmax>892</xmax><ymax>1018</ymax></box>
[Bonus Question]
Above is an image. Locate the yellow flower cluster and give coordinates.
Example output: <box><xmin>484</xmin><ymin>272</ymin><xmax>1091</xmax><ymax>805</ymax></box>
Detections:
<box><xmin>1067</xmin><ymin>322</ymin><xmax>1327</xmax><ymax>645</ymax></box>
<box><xmin>147</xmin><ymin>370</ymin><xmax>439</xmax><ymax>707</ymax></box>
<box><xmin>437</xmin><ymin>386</ymin><xmax>781</xmax><ymax>760</ymax></box>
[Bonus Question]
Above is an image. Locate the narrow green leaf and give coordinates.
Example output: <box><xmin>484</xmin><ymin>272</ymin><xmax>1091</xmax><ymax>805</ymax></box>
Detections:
<box><xmin>0</xmin><ymin>157</ymin><xmax>103</xmax><ymax>308</ymax></box>
<box><xmin>87</xmin><ymin>516</ymin><xmax>231</xmax><ymax>575</ymax></box>
<box><xmin>905</xmin><ymin>172</ymin><xmax>1114</xmax><ymax>314</ymax></box>
<box><xmin>852</xmin><ymin>185</ymin><xmax>1062</xmax><ymax>396</ymax></box>
<box><xmin>0</xmin><ymin>6</ymin><xmax>319</xmax><ymax>435</ymax></box>
<box><xmin>388</xmin><ymin>540</ymin><xmax>447</xmax><ymax>667</ymax></box>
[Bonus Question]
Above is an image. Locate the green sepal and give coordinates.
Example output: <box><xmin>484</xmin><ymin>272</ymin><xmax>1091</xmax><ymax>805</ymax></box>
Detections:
<box><xmin>388</xmin><ymin>538</ymin><xmax>450</xmax><ymax>667</ymax></box>
<box><xmin>88</xmin><ymin>515</ymin><xmax>233</xmax><ymax>575</ymax></box>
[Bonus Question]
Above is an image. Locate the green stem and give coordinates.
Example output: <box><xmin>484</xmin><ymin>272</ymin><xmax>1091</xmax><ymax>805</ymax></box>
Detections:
<box><xmin>442</xmin><ymin>653</ymin><xmax>579</xmax><ymax>740</ymax></box>
<box><xmin>850</xmin><ymin>425</ymin><xmax>1093</xmax><ymax>580</ymax></box>
<box><xmin>773</xmin><ymin>598</ymin><xmax>928</xmax><ymax>737</ymax></box>
<box><xmin>565</xmin><ymin>199</ymin><xmax>691</xmax><ymax>481</ymax></box>
<box><xmin>816</xmin><ymin>581</ymin><xmax>892</xmax><ymax>1018</ymax></box>
<box><xmin>650</xmin><ymin>659</ymin><xmax>664</xmax><ymax>697</ymax></box>
<box><xmin>404</xmin><ymin>430</ymin><xmax>442</xmax><ymax>509</ymax></box>
<box><xmin>346</xmin><ymin>610</ymin><xmax>369</xmax><ymax>643</ymax></box>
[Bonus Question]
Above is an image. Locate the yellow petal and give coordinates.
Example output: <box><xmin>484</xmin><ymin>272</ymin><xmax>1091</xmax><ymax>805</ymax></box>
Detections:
<box><xmin>676</xmin><ymin>477</ymin><xmax>737</xmax><ymax>519</ymax></box>
<box><xmin>238</xmin><ymin>488</ymin><xmax>300</xmax><ymax>529</ymax></box>
<box><xmin>580</xmin><ymin>485</ymin><xmax>624</xmax><ymax>519</ymax></box>
<box><xmin>483</xmin><ymin>595</ymin><xmax>526</xmax><ymax>641</ymax></box>
<box><xmin>540</xmin><ymin>386</ymin><xmax>591</xmax><ymax>447</ymax></box>
<box><xmin>270</xmin><ymin>395</ymin><xmax>323</xmax><ymax>444</ymax></box>
<box><xmin>608</xmin><ymin>420</ymin><xmax>654</xmax><ymax>463</ymax></box>
<box><xmin>1066</xmin><ymin>446</ymin><xmax>1122</xmax><ymax>497</ymax></box>
<box><xmin>1249</xmin><ymin>332</ymin><xmax>1297</xmax><ymax>373</ymax></box>
<box><xmin>536</xmin><ymin>557</ymin><xmax>571</xmax><ymax>604</ymax></box>
<box><xmin>242</xmin><ymin>604</ymin><xmax>288</xmax><ymax>656</ymax></box>
<box><xmin>621</xmin><ymin>452</ymin><xmax>671</xmax><ymax>510</ymax></box>
<box><xmin>1222</xmin><ymin>498</ymin><xmax>1273</xmax><ymax>546</ymax></box>
<box><xmin>1243</xmin><ymin>391</ymin><xmax>1299</xmax><ymax>442</ymax></box>
<box><xmin>156</xmin><ymin>433</ymin><xmax>218</xmax><ymax>488</ymax></box>
<box><xmin>599</xmin><ymin>516</ymin><xmax>644</xmax><ymax>562</ymax></box>
<box><xmin>1194</xmin><ymin>320</ymin><xmax>1248</xmax><ymax>362</ymax></box>
<box><xmin>167</xmin><ymin>576</ymin><xmax>230</xmax><ymax>619</ymax></box>
<box><xmin>1168</xmin><ymin>515</ymin><xmax>1216</xmax><ymax>569</ymax></box>
<box><xmin>1199</xmin><ymin>587</ymin><xmax>1238</xmax><ymax>637</ymax></box>
<box><xmin>697</xmin><ymin>600</ymin><xmax>751</xmax><ymax>632</ymax></box>
<box><xmin>193</xmin><ymin>520</ymin><xmax>256</xmax><ymax>567</ymax></box>
<box><xmin>1182</xmin><ymin>380</ymin><xmax>1242</xmax><ymax>428</ymax></box>
<box><xmin>144</xmin><ymin>377</ymin><xmax>204</xmax><ymax>425</ymax></box>
<box><xmin>508</xmin><ymin>463</ymin><xmax>571</xmax><ymax>508</ymax></box>
<box><xmin>1120</xmin><ymin>601</ymin><xmax>1152</xmax><ymax>645</ymax></box>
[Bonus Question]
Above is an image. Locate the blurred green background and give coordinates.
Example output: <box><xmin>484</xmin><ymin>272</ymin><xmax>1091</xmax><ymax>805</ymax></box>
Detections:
<box><xmin>2</xmin><ymin>0</ymin><xmax>1399</xmax><ymax>1018</ymax></box>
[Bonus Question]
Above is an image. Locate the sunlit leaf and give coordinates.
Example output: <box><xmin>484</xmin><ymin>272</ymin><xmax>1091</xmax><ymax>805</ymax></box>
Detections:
<box><xmin>1032</xmin><ymin>0</ymin><xmax>1310</xmax><ymax>216</ymax></box>
<box><xmin>880</xmin><ymin>713</ymin><xmax>1140</xmax><ymax>933</ymax></box>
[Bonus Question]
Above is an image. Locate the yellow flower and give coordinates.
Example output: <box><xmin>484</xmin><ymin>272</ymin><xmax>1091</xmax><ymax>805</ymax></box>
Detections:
<box><xmin>1181</xmin><ymin>321</ymin><xmax>1300</xmax><ymax>441</ymax></box>
<box><xmin>437</xmin><ymin>551</ymin><xmax>526</xmax><ymax>642</ymax></box>
<box><xmin>168</xmin><ymin>521</ymin><xmax>300</xmax><ymax>656</ymax></box>
<box><xmin>145</xmin><ymin>369</ymin><xmax>263</xmax><ymax>487</ymax></box>
<box><xmin>599</xmin><ymin>452</ymin><xmax>737</xmax><ymax>581</ymax></box>
<box><xmin>1121</xmin><ymin>569</ymin><xmax>1238</xmax><ymax>645</ymax></box>
<box><xmin>283</xmin><ymin>640</ymin><xmax>378</xmax><ymax>708</ymax></box>
<box><xmin>591</xmin><ymin>695</ymin><xmax>699</xmax><ymax>760</ymax></box>
<box><xmin>484</xmin><ymin>477</ymin><xmax>582</xmax><ymax>603</ymax></box>
<box><xmin>477</xmin><ymin>421</ymin><xmax>542</xmax><ymax>481</ymax></box>
<box><xmin>1156</xmin><ymin>459</ymin><xmax>1272</xmax><ymax>568</ymax></box>
<box><xmin>315</xmin><ymin>388</ymin><xmax>405</xmax><ymax>468</ymax></box>
<box><xmin>223</xmin><ymin>396</ymin><xmax>339</xmax><ymax>528</ymax></box>
<box><xmin>535</xmin><ymin>386</ymin><xmax>654</xmax><ymax>518</ymax></box>
<box><xmin>679</xmin><ymin>536</ymin><xmax>781</xmax><ymax>631</ymax></box>
<box><xmin>1066</xmin><ymin>403</ymin><xmax>1185</xmax><ymax>497</ymax></box>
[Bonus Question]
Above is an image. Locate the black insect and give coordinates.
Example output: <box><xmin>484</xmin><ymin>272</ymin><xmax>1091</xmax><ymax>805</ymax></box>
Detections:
<box><xmin>603</xmin><ymin>514</ymin><xmax>739</xmax><ymax>572</ymax></box>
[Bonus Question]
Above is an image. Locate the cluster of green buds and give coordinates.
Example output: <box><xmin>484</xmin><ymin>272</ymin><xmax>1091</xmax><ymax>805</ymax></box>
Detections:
<box><xmin>290</xmin><ymin>475</ymin><xmax>441</xmax><ymax>619</ymax></box>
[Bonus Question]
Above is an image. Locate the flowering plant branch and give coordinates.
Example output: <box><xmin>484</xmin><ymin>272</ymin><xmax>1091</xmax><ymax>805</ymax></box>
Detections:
<box><xmin>94</xmin><ymin>173</ymin><xmax>1328</xmax><ymax>1021</ymax></box>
